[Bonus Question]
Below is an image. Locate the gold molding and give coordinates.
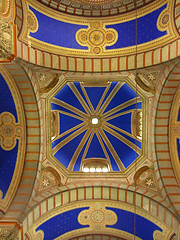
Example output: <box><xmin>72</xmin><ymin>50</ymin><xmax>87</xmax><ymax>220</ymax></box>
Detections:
<box><xmin>19</xmin><ymin>0</ymin><xmax>178</xmax><ymax>57</ymax></box>
<box><xmin>0</xmin><ymin>65</ymin><xmax>26</xmax><ymax>213</ymax></box>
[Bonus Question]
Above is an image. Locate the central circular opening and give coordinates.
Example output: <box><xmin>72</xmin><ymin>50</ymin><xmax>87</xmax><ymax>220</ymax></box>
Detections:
<box><xmin>91</xmin><ymin>117</ymin><xmax>99</xmax><ymax>125</ymax></box>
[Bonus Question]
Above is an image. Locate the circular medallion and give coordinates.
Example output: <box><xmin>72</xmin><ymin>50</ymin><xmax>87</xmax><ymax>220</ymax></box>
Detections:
<box><xmin>91</xmin><ymin>21</ymin><xmax>101</xmax><ymax>29</ymax></box>
<box><xmin>106</xmin><ymin>32</ymin><xmax>114</xmax><ymax>42</ymax></box>
<box><xmin>2</xmin><ymin>114</ymin><xmax>12</xmax><ymax>124</ymax></box>
<box><xmin>2</xmin><ymin>124</ymin><xmax>14</xmax><ymax>137</ymax></box>
<box><xmin>27</xmin><ymin>14</ymin><xmax>34</xmax><ymax>27</ymax></box>
<box><xmin>91</xmin><ymin>210</ymin><xmax>104</xmax><ymax>222</ymax></box>
<box><xmin>89</xmin><ymin>30</ymin><xmax>104</xmax><ymax>46</ymax></box>
<box><xmin>93</xmin><ymin>47</ymin><xmax>101</xmax><ymax>54</ymax></box>
<box><xmin>16</xmin><ymin>126</ymin><xmax>23</xmax><ymax>136</ymax></box>
<box><xmin>162</xmin><ymin>14</ymin><xmax>169</xmax><ymax>25</ymax></box>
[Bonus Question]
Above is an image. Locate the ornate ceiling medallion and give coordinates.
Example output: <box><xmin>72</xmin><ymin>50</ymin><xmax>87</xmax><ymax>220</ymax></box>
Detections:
<box><xmin>76</xmin><ymin>21</ymin><xmax>118</xmax><ymax>54</ymax></box>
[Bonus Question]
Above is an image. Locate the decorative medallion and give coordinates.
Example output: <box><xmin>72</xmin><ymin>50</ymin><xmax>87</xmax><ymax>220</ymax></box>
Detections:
<box><xmin>157</xmin><ymin>8</ymin><xmax>170</xmax><ymax>31</ymax></box>
<box><xmin>76</xmin><ymin>22</ymin><xmax>118</xmax><ymax>54</ymax></box>
<box><xmin>36</xmin><ymin>72</ymin><xmax>59</xmax><ymax>94</ymax></box>
<box><xmin>0</xmin><ymin>112</ymin><xmax>23</xmax><ymax>151</ymax></box>
<box><xmin>134</xmin><ymin>166</ymin><xmax>157</xmax><ymax>191</ymax></box>
<box><xmin>78</xmin><ymin>203</ymin><xmax>117</xmax><ymax>230</ymax></box>
<box><xmin>38</xmin><ymin>167</ymin><xmax>62</xmax><ymax>192</ymax></box>
<box><xmin>153</xmin><ymin>230</ymin><xmax>164</xmax><ymax>240</ymax></box>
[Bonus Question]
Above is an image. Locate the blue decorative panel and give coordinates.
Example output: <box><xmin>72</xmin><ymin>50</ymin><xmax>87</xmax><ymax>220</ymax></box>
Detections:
<box><xmin>0</xmin><ymin>74</ymin><xmax>17</xmax><ymax>121</ymax></box>
<box><xmin>106</xmin><ymin>4</ymin><xmax>167</xmax><ymax>49</ymax></box>
<box><xmin>0</xmin><ymin>74</ymin><xmax>18</xmax><ymax>199</ymax></box>
<box><xmin>36</xmin><ymin>208</ymin><xmax>89</xmax><ymax>240</ymax></box>
<box><xmin>106</xmin><ymin>207</ymin><xmax>162</xmax><ymax>240</ymax></box>
<box><xmin>29</xmin><ymin>6</ymin><xmax>88</xmax><ymax>49</ymax></box>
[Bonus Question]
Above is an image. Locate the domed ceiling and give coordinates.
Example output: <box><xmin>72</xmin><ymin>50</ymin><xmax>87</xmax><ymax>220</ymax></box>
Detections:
<box><xmin>47</xmin><ymin>78</ymin><xmax>146</xmax><ymax>174</ymax></box>
<box><xmin>20</xmin><ymin>0</ymin><xmax>177</xmax><ymax>57</ymax></box>
<box><xmin>36</xmin><ymin>0</ymin><xmax>155</xmax><ymax>16</ymax></box>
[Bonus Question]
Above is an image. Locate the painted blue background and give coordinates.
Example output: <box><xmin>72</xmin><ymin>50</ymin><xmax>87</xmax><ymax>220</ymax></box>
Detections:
<box><xmin>106</xmin><ymin>4</ymin><xmax>167</xmax><ymax>49</ymax></box>
<box><xmin>106</xmin><ymin>207</ymin><xmax>162</xmax><ymax>240</ymax></box>
<box><xmin>29</xmin><ymin>4</ymin><xmax>167</xmax><ymax>50</ymax></box>
<box><xmin>0</xmin><ymin>74</ymin><xmax>18</xmax><ymax>198</ymax></box>
<box><xmin>35</xmin><ymin>206</ymin><xmax>163</xmax><ymax>240</ymax></box>
<box><xmin>29</xmin><ymin>6</ymin><xmax>88</xmax><ymax>49</ymax></box>
<box><xmin>36</xmin><ymin>207</ymin><xmax>89</xmax><ymax>240</ymax></box>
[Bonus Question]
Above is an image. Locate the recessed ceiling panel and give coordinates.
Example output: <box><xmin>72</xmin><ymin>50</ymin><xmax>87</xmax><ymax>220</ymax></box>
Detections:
<box><xmin>51</xmin><ymin>81</ymin><xmax>143</xmax><ymax>172</ymax></box>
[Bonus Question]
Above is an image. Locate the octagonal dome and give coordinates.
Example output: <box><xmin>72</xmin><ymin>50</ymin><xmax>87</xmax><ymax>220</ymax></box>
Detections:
<box><xmin>49</xmin><ymin>79</ymin><xmax>145</xmax><ymax>173</ymax></box>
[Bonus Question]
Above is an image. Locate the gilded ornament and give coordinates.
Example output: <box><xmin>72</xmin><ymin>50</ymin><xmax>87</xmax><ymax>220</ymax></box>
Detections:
<box><xmin>78</xmin><ymin>203</ymin><xmax>117</xmax><ymax>230</ymax></box>
<box><xmin>0</xmin><ymin>112</ymin><xmax>23</xmax><ymax>151</ymax></box>
<box><xmin>157</xmin><ymin>8</ymin><xmax>170</xmax><ymax>31</ymax></box>
<box><xmin>76</xmin><ymin>21</ymin><xmax>117</xmax><ymax>54</ymax></box>
<box><xmin>0</xmin><ymin>18</ymin><xmax>12</xmax><ymax>59</ymax></box>
<box><xmin>0</xmin><ymin>0</ymin><xmax>10</xmax><ymax>16</ymax></box>
<box><xmin>153</xmin><ymin>230</ymin><xmax>164</xmax><ymax>240</ymax></box>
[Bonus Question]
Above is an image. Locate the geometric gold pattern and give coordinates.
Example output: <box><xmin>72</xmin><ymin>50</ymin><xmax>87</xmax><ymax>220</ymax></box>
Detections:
<box><xmin>76</xmin><ymin>21</ymin><xmax>118</xmax><ymax>54</ymax></box>
<box><xmin>78</xmin><ymin>202</ymin><xmax>117</xmax><ymax>230</ymax></box>
<box><xmin>0</xmin><ymin>112</ymin><xmax>23</xmax><ymax>151</ymax></box>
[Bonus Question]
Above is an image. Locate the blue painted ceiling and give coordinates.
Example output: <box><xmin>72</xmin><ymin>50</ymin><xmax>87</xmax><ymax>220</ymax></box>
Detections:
<box><xmin>0</xmin><ymin>74</ymin><xmax>18</xmax><ymax>199</ymax></box>
<box><xmin>51</xmin><ymin>81</ymin><xmax>142</xmax><ymax>172</ymax></box>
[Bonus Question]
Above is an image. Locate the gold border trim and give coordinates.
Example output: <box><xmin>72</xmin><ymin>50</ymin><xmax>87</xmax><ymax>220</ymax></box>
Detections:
<box><xmin>26</xmin><ymin>200</ymin><xmax>174</xmax><ymax>240</ymax></box>
<box><xmin>19</xmin><ymin>0</ymin><xmax>178</xmax><ymax>58</ymax></box>
<box><xmin>0</xmin><ymin>65</ymin><xmax>26</xmax><ymax>213</ymax></box>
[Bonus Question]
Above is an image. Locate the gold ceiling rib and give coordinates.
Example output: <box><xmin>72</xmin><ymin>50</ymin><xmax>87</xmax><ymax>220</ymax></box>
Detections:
<box><xmin>98</xmin><ymin>128</ymin><xmax>125</xmax><ymax>171</ymax></box>
<box><xmin>68</xmin><ymin>128</ymin><xmax>92</xmax><ymax>171</ymax></box>
<box><xmin>94</xmin><ymin>84</ymin><xmax>111</xmax><ymax>114</ymax></box>
<box><xmin>68</xmin><ymin>83</ymin><xmax>92</xmax><ymax>116</ymax></box>
<box><xmin>102</xmin><ymin>97</ymin><xmax>141</xmax><ymax>119</ymax></box>
<box><xmin>52</xmin><ymin>98</ymin><xmax>88</xmax><ymax>119</ymax></box>
<box><xmin>104</xmin><ymin>121</ymin><xmax>138</xmax><ymax>140</ymax></box>
<box><xmin>81</xmin><ymin>84</ymin><xmax>95</xmax><ymax>113</ymax></box>
<box><xmin>97</xmin><ymin>82</ymin><xmax>124</xmax><ymax>115</ymax></box>
<box><xmin>54</xmin><ymin>122</ymin><xmax>87</xmax><ymax>142</ymax></box>
<box><xmin>102</xmin><ymin>124</ymin><xmax>142</xmax><ymax>155</ymax></box>
<box><xmin>52</xmin><ymin>124</ymin><xmax>88</xmax><ymax>155</ymax></box>
<box><xmin>104</xmin><ymin>109</ymin><xmax>138</xmax><ymax>122</ymax></box>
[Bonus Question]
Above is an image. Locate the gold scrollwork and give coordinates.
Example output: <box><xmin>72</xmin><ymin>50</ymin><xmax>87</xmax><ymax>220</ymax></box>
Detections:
<box><xmin>26</xmin><ymin>8</ymin><xmax>39</xmax><ymax>47</ymax></box>
<box><xmin>157</xmin><ymin>8</ymin><xmax>170</xmax><ymax>31</ymax></box>
<box><xmin>0</xmin><ymin>112</ymin><xmax>23</xmax><ymax>151</ymax></box>
<box><xmin>76</xmin><ymin>21</ymin><xmax>118</xmax><ymax>54</ymax></box>
<box><xmin>153</xmin><ymin>230</ymin><xmax>164</xmax><ymax>240</ymax></box>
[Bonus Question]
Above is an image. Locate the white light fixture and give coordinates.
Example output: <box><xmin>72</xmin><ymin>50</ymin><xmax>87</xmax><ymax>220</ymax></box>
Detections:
<box><xmin>90</xmin><ymin>167</ymin><xmax>96</xmax><ymax>172</ymax></box>
<box><xmin>91</xmin><ymin>117</ymin><xmax>99</xmax><ymax>125</ymax></box>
